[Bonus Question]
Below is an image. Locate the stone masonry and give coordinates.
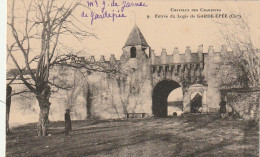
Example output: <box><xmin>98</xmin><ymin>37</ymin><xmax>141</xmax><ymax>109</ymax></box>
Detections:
<box><xmin>64</xmin><ymin>24</ymin><xmax>238</xmax><ymax>119</ymax></box>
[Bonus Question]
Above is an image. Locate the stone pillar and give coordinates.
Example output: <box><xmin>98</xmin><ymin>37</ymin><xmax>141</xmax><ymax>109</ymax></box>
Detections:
<box><xmin>173</xmin><ymin>47</ymin><xmax>180</xmax><ymax>63</ymax></box>
<box><xmin>110</xmin><ymin>54</ymin><xmax>116</xmax><ymax>64</ymax></box>
<box><xmin>150</xmin><ymin>49</ymin><xmax>155</xmax><ymax>65</ymax></box>
<box><xmin>161</xmin><ymin>48</ymin><xmax>167</xmax><ymax>64</ymax></box>
<box><xmin>206</xmin><ymin>46</ymin><xmax>221</xmax><ymax>111</ymax></box>
<box><xmin>202</xmin><ymin>89</ymin><xmax>208</xmax><ymax>112</ymax></box>
<box><xmin>90</xmin><ymin>56</ymin><xmax>95</xmax><ymax>63</ymax></box>
<box><xmin>190</xmin><ymin>64</ymin><xmax>195</xmax><ymax>83</ymax></box>
<box><xmin>183</xmin><ymin>89</ymin><xmax>191</xmax><ymax>113</ymax></box>
<box><xmin>198</xmin><ymin>44</ymin><xmax>203</xmax><ymax>63</ymax></box>
<box><xmin>156</xmin><ymin>65</ymin><xmax>160</xmax><ymax>77</ymax></box>
<box><xmin>184</xmin><ymin>64</ymin><xmax>190</xmax><ymax>82</ymax></box>
<box><xmin>185</xmin><ymin>46</ymin><xmax>192</xmax><ymax>63</ymax></box>
<box><xmin>162</xmin><ymin>65</ymin><xmax>166</xmax><ymax>79</ymax></box>
<box><xmin>180</xmin><ymin>64</ymin><xmax>185</xmax><ymax>79</ymax></box>
<box><xmin>100</xmin><ymin>55</ymin><xmax>105</xmax><ymax>62</ymax></box>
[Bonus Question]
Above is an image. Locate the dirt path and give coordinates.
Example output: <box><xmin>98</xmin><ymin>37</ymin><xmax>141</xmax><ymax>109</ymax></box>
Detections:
<box><xmin>6</xmin><ymin>114</ymin><xmax>259</xmax><ymax>157</ymax></box>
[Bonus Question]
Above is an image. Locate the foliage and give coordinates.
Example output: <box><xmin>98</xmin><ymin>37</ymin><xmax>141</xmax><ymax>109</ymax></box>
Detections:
<box><xmin>216</xmin><ymin>17</ymin><xmax>260</xmax><ymax>88</ymax></box>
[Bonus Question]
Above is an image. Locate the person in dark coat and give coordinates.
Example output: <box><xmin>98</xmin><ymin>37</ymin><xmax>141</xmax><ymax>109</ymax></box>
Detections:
<box><xmin>65</xmin><ymin>109</ymin><xmax>72</xmax><ymax>135</ymax></box>
<box><xmin>219</xmin><ymin>100</ymin><xmax>227</xmax><ymax>118</ymax></box>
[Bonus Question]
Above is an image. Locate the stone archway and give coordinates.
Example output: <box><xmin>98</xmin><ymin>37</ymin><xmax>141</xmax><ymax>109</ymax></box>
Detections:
<box><xmin>152</xmin><ymin>80</ymin><xmax>181</xmax><ymax>117</ymax></box>
<box><xmin>183</xmin><ymin>84</ymin><xmax>207</xmax><ymax>113</ymax></box>
<box><xmin>190</xmin><ymin>92</ymin><xmax>202</xmax><ymax>113</ymax></box>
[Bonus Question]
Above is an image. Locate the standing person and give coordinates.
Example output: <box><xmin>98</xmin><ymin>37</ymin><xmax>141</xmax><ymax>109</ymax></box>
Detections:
<box><xmin>65</xmin><ymin>109</ymin><xmax>72</xmax><ymax>135</ymax></box>
<box><xmin>219</xmin><ymin>100</ymin><xmax>227</xmax><ymax>118</ymax></box>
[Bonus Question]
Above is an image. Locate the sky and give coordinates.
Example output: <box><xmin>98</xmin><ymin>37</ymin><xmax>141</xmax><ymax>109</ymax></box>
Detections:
<box><xmin>6</xmin><ymin>0</ymin><xmax>260</xmax><ymax>70</ymax></box>
<box><xmin>77</xmin><ymin>1</ymin><xmax>260</xmax><ymax>57</ymax></box>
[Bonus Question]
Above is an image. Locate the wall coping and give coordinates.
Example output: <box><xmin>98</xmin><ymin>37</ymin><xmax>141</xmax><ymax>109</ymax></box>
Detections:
<box><xmin>220</xmin><ymin>87</ymin><xmax>260</xmax><ymax>93</ymax></box>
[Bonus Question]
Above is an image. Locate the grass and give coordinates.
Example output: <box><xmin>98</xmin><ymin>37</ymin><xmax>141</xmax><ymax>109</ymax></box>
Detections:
<box><xmin>6</xmin><ymin>113</ymin><xmax>259</xmax><ymax>157</ymax></box>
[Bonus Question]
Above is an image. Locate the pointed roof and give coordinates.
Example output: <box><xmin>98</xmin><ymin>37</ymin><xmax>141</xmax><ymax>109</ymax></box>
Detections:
<box><xmin>123</xmin><ymin>25</ymin><xmax>149</xmax><ymax>48</ymax></box>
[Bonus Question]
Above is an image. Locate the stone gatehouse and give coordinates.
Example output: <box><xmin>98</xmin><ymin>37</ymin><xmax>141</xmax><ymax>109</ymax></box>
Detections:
<box><xmin>65</xmin><ymin>24</ymin><xmax>229</xmax><ymax>119</ymax></box>
<box><xmin>11</xmin><ymin>24</ymin><xmax>259</xmax><ymax>121</ymax></box>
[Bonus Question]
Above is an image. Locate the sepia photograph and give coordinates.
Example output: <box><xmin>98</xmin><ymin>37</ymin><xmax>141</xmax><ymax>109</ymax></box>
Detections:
<box><xmin>3</xmin><ymin>0</ymin><xmax>260</xmax><ymax>156</ymax></box>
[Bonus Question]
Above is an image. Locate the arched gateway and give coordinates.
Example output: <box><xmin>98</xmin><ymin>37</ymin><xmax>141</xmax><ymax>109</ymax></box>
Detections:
<box><xmin>152</xmin><ymin>80</ymin><xmax>181</xmax><ymax>117</ymax></box>
<box><xmin>72</xmin><ymin>24</ymin><xmax>223</xmax><ymax>119</ymax></box>
<box><xmin>119</xmin><ymin>25</ymin><xmax>218</xmax><ymax>118</ymax></box>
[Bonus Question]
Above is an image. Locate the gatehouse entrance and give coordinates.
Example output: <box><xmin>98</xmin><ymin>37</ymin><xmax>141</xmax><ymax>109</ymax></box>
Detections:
<box><xmin>190</xmin><ymin>92</ymin><xmax>202</xmax><ymax>113</ymax></box>
<box><xmin>152</xmin><ymin>80</ymin><xmax>181</xmax><ymax>117</ymax></box>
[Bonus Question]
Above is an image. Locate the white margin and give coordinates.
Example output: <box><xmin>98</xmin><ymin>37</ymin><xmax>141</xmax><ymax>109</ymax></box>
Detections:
<box><xmin>0</xmin><ymin>0</ymin><xmax>7</xmax><ymax>156</ymax></box>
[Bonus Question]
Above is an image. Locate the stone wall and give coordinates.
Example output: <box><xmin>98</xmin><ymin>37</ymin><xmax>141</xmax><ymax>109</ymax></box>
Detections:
<box><xmin>222</xmin><ymin>88</ymin><xmax>260</xmax><ymax>120</ymax></box>
<box><xmin>10</xmin><ymin>45</ymin><xmax>259</xmax><ymax>124</ymax></box>
<box><xmin>150</xmin><ymin>46</ymin><xmax>204</xmax><ymax>65</ymax></box>
<box><xmin>85</xmin><ymin>57</ymin><xmax>153</xmax><ymax>119</ymax></box>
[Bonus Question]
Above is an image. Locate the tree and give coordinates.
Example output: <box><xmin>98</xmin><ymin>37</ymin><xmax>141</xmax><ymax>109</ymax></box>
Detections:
<box><xmin>215</xmin><ymin>16</ymin><xmax>260</xmax><ymax>120</ymax></box>
<box><xmin>6</xmin><ymin>85</ymin><xmax>12</xmax><ymax>135</ymax></box>
<box><xmin>216</xmin><ymin>16</ymin><xmax>260</xmax><ymax>88</ymax></box>
<box><xmin>7</xmin><ymin>0</ymin><xmax>96</xmax><ymax>136</ymax></box>
<box><xmin>6</xmin><ymin>68</ymin><xmax>37</xmax><ymax>135</ymax></box>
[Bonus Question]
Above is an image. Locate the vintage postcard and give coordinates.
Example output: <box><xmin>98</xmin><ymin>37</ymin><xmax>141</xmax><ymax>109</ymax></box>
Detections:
<box><xmin>3</xmin><ymin>0</ymin><xmax>260</xmax><ymax>156</ymax></box>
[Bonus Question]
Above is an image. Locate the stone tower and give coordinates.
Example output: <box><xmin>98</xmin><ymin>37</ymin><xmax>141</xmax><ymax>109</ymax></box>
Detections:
<box><xmin>120</xmin><ymin>25</ymin><xmax>150</xmax><ymax>69</ymax></box>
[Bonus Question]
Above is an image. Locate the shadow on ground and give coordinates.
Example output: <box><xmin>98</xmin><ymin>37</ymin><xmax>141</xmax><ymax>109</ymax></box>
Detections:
<box><xmin>6</xmin><ymin>113</ymin><xmax>259</xmax><ymax>157</ymax></box>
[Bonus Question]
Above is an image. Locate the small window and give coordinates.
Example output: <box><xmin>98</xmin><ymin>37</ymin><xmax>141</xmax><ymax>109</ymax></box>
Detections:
<box><xmin>130</xmin><ymin>47</ymin><xmax>136</xmax><ymax>58</ymax></box>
